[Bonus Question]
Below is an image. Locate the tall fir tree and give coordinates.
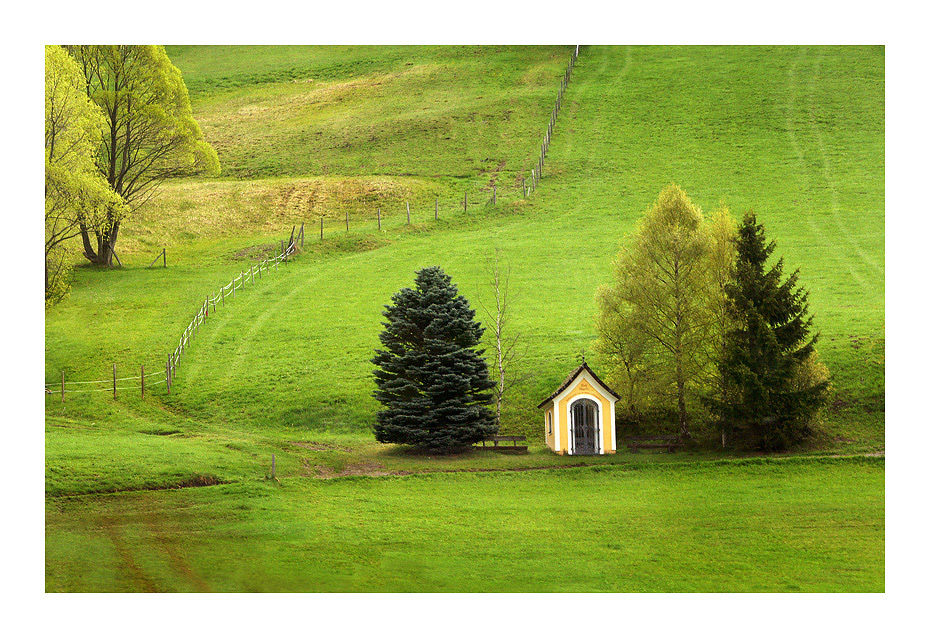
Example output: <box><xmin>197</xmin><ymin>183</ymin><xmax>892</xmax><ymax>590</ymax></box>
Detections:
<box><xmin>372</xmin><ymin>266</ymin><xmax>497</xmax><ymax>451</ymax></box>
<box><xmin>709</xmin><ymin>212</ymin><xmax>829</xmax><ymax>450</ymax></box>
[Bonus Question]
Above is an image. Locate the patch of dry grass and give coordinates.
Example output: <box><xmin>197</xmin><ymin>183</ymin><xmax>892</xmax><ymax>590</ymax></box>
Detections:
<box><xmin>121</xmin><ymin>175</ymin><xmax>445</xmax><ymax>255</ymax></box>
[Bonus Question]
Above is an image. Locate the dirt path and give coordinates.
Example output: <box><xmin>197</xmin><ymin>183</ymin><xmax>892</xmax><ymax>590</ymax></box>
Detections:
<box><xmin>302</xmin><ymin>451</ymin><xmax>884</xmax><ymax>480</ymax></box>
<box><xmin>99</xmin><ymin>515</ymin><xmax>160</xmax><ymax>593</ymax></box>
<box><xmin>140</xmin><ymin>493</ymin><xmax>213</xmax><ymax>593</ymax></box>
<box><xmin>96</xmin><ymin>493</ymin><xmax>213</xmax><ymax>592</ymax></box>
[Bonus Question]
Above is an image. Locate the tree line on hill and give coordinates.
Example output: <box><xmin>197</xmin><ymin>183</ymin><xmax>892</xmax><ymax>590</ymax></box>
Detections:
<box><xmin>372</xmin><ymin>185</ymin><xmax>829</xmax><ymax>453</ymax></box>
<box><xmin>45</xmin><ymin>45</ymin><xmax>218</xmax><ymax>305</ymax></box>
<box><xmin>594</xmin><ymin>185</ymin><xmax>830</xmax><ymax>451</ymax></box>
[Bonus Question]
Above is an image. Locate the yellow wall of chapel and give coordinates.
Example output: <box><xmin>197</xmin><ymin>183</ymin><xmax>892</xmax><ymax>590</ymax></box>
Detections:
<box><xmin>554</xmin><ymin>377</ymin><xmax>614</xmax><ymax>454</ymax></box>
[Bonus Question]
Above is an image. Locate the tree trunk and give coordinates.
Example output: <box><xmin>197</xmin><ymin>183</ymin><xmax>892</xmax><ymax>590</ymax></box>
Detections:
<box><xmin>101</xmin><ymin>220</ymin><xmax>120</xmax><ymax>266</ymax></box>
<box><xmin>78</xmin><ymin>221</ymin><xmax>98</xmax><ymax>263</ymax></box>
<box><xmin>79</xmin><ymin>217</ymin><xmax>121</xmax><ymax>266</ymax></box>
<box><xmin>496</xmin><ymin>342</ymin><xmax>504</xmax><ymax>426</ymax></box>
<box><xmin>677</xmin><ymin>371</ymin><xmax>690</xmax><ymax>439</ymax></box>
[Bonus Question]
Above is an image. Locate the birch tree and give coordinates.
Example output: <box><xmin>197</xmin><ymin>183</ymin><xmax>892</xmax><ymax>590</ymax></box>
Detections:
<box><xmin>478</xmin><ymin>251</ymin><xmax>527</xmax><ymax>427</ymax></box>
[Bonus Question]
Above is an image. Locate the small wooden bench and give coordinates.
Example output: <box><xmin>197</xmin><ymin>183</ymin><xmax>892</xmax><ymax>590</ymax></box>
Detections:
<box><xmin>474</xmin><ymin>435</ymin><xmax>528</xmax><ymax>453</ymax></box>
<box><xmin>626</xmin><ymin>434</ymin><xmax>682</xmax><ymax>453</ymax></box>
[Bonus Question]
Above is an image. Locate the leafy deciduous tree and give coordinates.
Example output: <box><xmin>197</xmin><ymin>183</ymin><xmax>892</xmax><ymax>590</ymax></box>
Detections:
<box><xmin>701</xmin><ymin>205</ymin><xmax>739</xmax><ymax>401</ymax></box>
<box><xmin>372</xmin><ymin>266</ymin><xmax>497</xmax><ymax>451</ymax></box>
<box><xmin>595</xmin><ymin>185</ymin><xmax>725</xmax><ymax>438</ymax></box>
<box><xmin>45</xmin><ymin>45</ymin><xmax>124</xmax><ymax>304</ymax></box>
<box><xmin>63</xmin><ymin>45</ymin><xmax>219</xmax><ymax>266</ymax></box>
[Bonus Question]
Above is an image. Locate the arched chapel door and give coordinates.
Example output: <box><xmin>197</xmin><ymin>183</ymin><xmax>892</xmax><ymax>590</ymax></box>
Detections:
<box><xmin>571</xmin><ymin>398</ymin><xmax>599</xmax><ymax>455</ymax></box>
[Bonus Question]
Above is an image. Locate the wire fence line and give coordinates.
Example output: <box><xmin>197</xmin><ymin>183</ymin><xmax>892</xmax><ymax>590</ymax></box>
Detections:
<box><xmin>526</xmin><ymin>44</ymin><xmax>580</xmax><ymax>193</ymax></box>
<box><xmin>315</xmin><ymin>45</ymin><xmax>581</xmax><ymax>237</ymax></box>
<box><xmin>46</xmin><ymin>46</ymin><xmax>582</xmax><ymax>401</ymax></box>
<box><xmin>47</xmin><ymin>229</ymin><xmax>302</xmax><ymax>401</ymax></box>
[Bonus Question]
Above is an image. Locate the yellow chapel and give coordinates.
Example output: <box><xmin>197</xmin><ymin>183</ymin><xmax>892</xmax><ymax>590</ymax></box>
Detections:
<box><xmin>537</xmin><ymin>361</ymin><xmax>621</xmax><ymax>455</ymax></box>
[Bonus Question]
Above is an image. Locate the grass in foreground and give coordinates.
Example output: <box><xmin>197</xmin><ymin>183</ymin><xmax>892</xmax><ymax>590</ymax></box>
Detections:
<box><xmin>45</xmin><ymin>456</ymin><xmax>884</xmax><ymax>592</ymax></box>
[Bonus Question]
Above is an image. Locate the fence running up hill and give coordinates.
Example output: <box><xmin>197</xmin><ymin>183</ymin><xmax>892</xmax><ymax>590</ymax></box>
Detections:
<box><xmin>47</xmin><ymin>46</ymin><xmax>582</xmax><ymax>400</ymax></box>
<box><xmin>315</xmin><ymin>45</ymin><xmax>581</xmax><ymax>236</ymax></box>
<box><xmin>527</xmin><ymin>44</ymin><xmax>579</xmax><ymax>193</ymax></box>
<box><xmin>47</xmin><ymin>228</ymin><xmax>304</xmax><ymax>400</ymax></box>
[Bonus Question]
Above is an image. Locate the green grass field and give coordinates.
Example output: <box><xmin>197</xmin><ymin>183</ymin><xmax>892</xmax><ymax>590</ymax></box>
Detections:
<box><xmin>46</xmin><ymin>457</ymin><xmax>883</xmax><ymax>592</ymax></box>
<box><xmin>44</xmin><ymin>45</ymin><xmax>884</xmax><ymax>592</ymax></box>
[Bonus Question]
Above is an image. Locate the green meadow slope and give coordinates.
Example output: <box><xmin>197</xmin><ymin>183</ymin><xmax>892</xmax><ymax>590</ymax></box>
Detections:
<box><xmin>44</xmin><ymin>45</ymin><xmax>885</xmax><ymax>593</ymax></box>
<box><xmin>46</xmin><ymin>44</ymin><xmax>884</xmax><ymax>447</ymax></box>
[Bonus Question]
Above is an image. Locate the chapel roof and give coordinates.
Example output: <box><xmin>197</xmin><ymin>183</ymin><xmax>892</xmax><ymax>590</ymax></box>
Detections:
<box><xmin>536</xmin><ymin>361</ymin><xmax>622</xmax><ymax>408</ymax></box>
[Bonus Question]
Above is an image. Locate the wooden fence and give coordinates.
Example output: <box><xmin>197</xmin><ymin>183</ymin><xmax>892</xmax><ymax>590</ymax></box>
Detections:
<box><xmin>47</xmin><ymin>229</ymin><xmax>301</xmax><ymax>401</ymax></box>
<box><xmin>527</xmin><ymin>44</ymin><xmax>580</xmax><ymax>193</ymax></box>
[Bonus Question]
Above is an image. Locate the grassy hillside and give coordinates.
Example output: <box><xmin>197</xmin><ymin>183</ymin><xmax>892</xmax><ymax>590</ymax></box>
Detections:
<box><xmin>46</xmin><ymin>44</ymin><xmax>884</xmax><ymax>447</ymax></box>
<box><xmin>170</xmin><ymin>45</ymin><xmax>568</xmax><ymax>182</ymax></box>
<box><xmin>45</xmin><ymin>45</ymin><xmax>884</xmax><ymax>592</ymax></box>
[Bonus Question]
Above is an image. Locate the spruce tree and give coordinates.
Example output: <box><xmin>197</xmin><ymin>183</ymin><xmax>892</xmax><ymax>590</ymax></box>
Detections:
<box><xmin>710</xmin><ymin>212</ymin><xmax>829</xmax><ymax>450</ymax></box>
<box><xmin>371</xmin><ymin>266</ymin><xmax>497</xmax><ymax>451</ymax></box>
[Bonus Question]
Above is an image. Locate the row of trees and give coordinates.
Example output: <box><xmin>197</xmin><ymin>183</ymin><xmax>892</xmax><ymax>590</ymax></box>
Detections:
<box><xmin>595</xmin><ymin>184</ymin><xmax>829</xmax><ymax>451</ymax></box>
<box><xmin>45</xmin><ymin>45</ymin><xmax>218</xmax><ymax>304</ymax></box>
<box><xmin>370</xmin><ymin>187</ymin><xmax>829</xmax><ymax>453</ymax></box>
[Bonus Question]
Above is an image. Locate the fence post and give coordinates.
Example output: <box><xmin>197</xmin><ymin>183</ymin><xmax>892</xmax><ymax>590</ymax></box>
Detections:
<box><xmin>271</xmin><ymin>453</ymin><xmax>276</xmax><ymax>480</ymax></box>
<box><xmin>522</xmin><ymin>176</ymin><xmax>526</xmax><ymax>197</ymax></box>
<box><xmin>166</xmin><ymin>359</ymin><xmax>171</xmax><ymax>395</ymax></box>
<box><xmin>378</xmin><ymin>207</ymin><xmax>381</xmax><ymax>230</ymax></box>
<box><xmin>141</xmin><ymin>364</ymin><xmax>145</xmax><ymax>399</ymax></box>
<box><xmin>320</xmin><ymin>216</ymin><xmax>324</xmax><ymax>240</ymax></box>
<box><xmin>300</xmin><ymin>222</ymin><xmax>305</xmax><ymax>248</ymax></box>
<box><xmin>346</xmin><ymin>211</ymin><xmax>349</xmax><ymax>232</ymax></box>
<box><xmin>435</xmin><ymin>197</ymin><xmax>438</xmax><ymax>220</ymax></box>
<box><xmin>492</xmin><ymin>184</ymin><xmax>496</xmax><ymax>205</ymax></box>
<box><xmin>61</xmin><ymin>370</ymin><xmax>65</xmax><ymax>403</ymax></box>
<box><xmin>222</xmin><ymin>286</ymin><xmax>225</xmax><ymax>306</ymax></box>
<box><xmin>163</xmin><ymin>248</ymin><xmax>167</xmax><ymax>268</ymax></box>
<box><xmin>407</xmin><ymin>202</ymin><xmax>411</xmax><ymax>224</ymax></box>
<box><xmin>112</xmin><ymin>364</ymin><xmax>117</xmax><ymax>399</ymax></box>
<box><xmin>464</xmin><ymin>192</ymin><xmax>467</xmax><ymax>214</ymax></box>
